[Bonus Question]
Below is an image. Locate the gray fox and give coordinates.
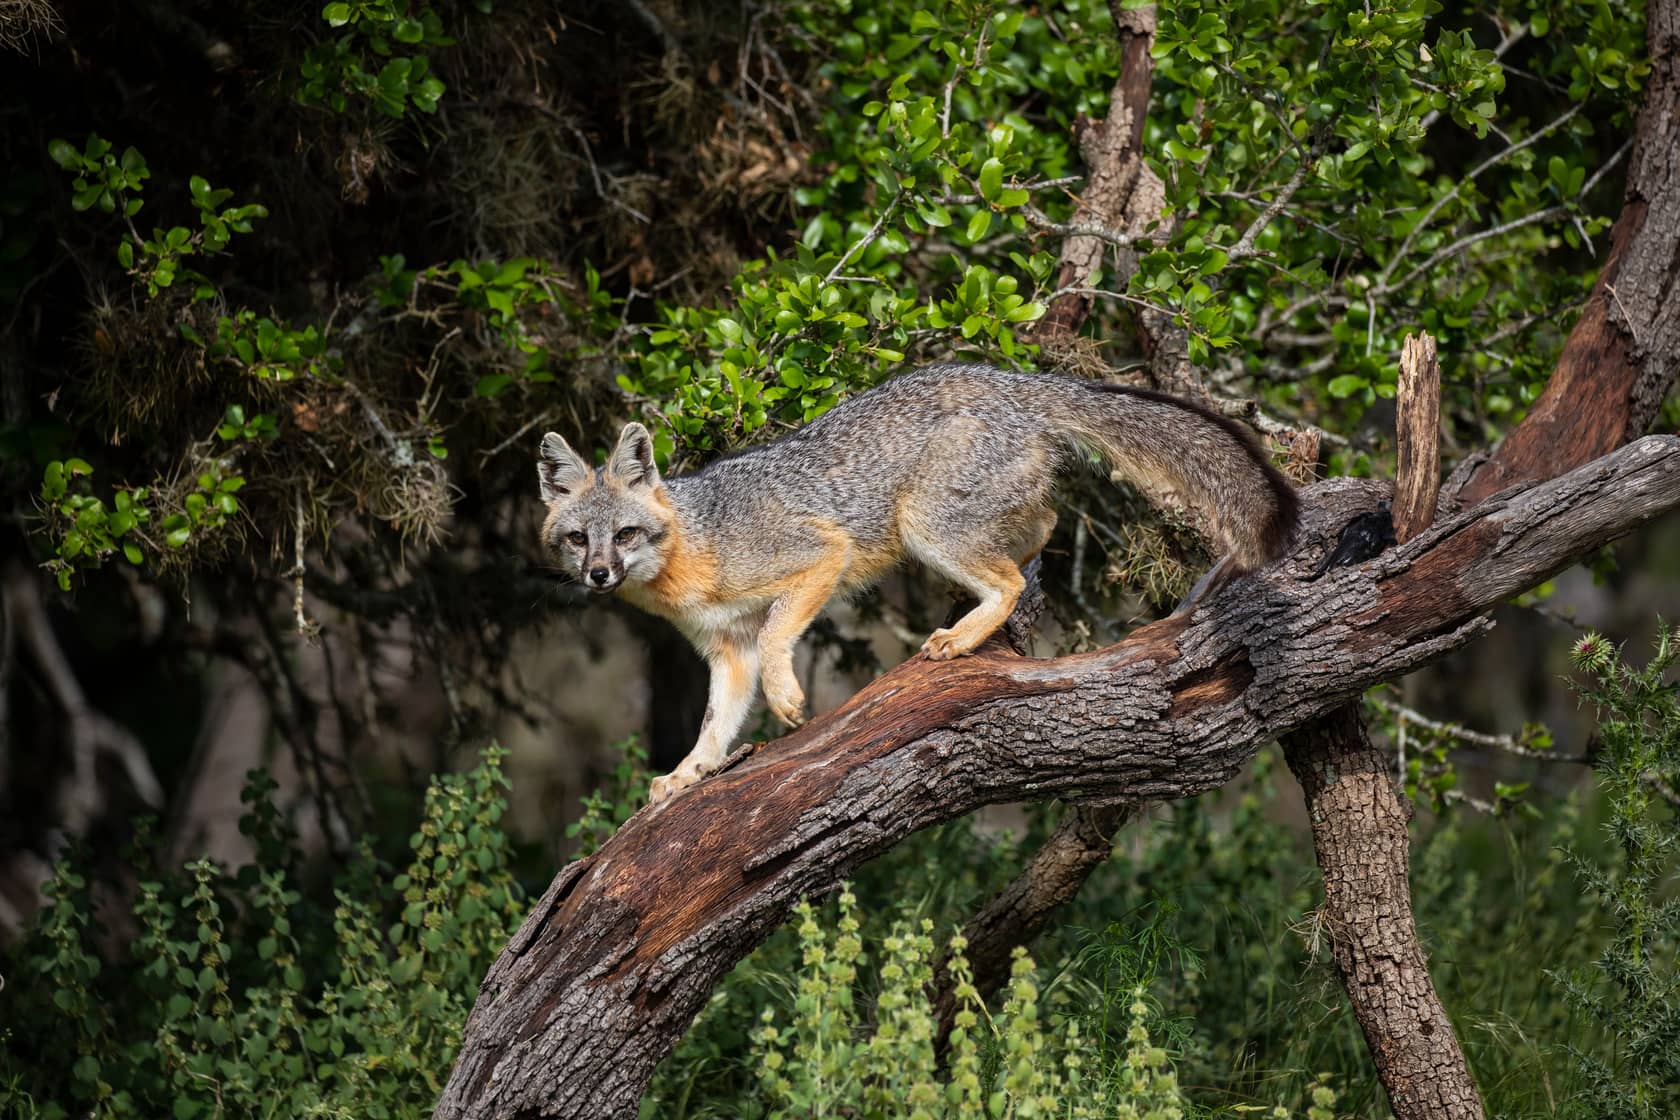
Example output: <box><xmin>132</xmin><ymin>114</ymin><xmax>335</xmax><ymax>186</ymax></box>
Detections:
<box><xmin>537</xmin><ymin>363</ymin><xmax>1298</xmax><ymax>804</ymax></box>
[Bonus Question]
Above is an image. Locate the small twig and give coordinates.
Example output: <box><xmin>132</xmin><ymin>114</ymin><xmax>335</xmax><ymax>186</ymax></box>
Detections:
<box><xmin>1382</xmin><ymin>104</ymin><xmax>1583</xmax><ymax>286</ymax></box>
<box><xmin>1044</xmin><ymin>284</ymin><xmax>1174</xmax><ymax>317</ymax></box>
<box><xmin>1018</xmin><ymin>204</ymin><xmax>1137</xmax><ymax>248</ymax></box>
<box><xmin>939</xmin><ymin>21</ymin><xmax>988</xmax><ymax>138</ymax></box>
<box><xmin>1605</xmin><ymin>283</ymin><xmax>1645</xmax><ymax>348</ymax></box>
<box><xmin>823</xmin><ymin>193</ymin><xmax>902</xmax><ymax>286</ymax></box>
<box><xmin>1373</xmin><ymin>695</ymin><xmax>1584</xmax><ymax>760</ymax></box>
<box><xmin>290</xmin><ymin>493</ymin><xmax>318</xmax><ymax>642</ymax></box>
<box><xmin>1226</xmin><ymin>147</ymin><xmax>1321</xmax><ymax>264</ymax></box>
<box><xmin>1385</xmin><ymin>138</ymin><xmax>1630</xmax><ymax>297</ymax></box>
<box><xmin>1210</xmin><ymin>394</ymin><xmax>1349</xmax><ymax>447</ymax></box>
<box><xmin>479</xmin><ymin>410</ymin><xmax>559</xmax><ymax>465</ymax></box>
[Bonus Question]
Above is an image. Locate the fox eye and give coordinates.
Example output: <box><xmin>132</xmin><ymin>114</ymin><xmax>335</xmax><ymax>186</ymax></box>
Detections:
<box><xmin>566</xmin><ymin>531</ymin><xmax>587</xmax><ymax>547</ymax></box>
<box><xmin>614</xmin><ymin>526</ymin><xmax>640</xmax><ymax>545</ymax></box>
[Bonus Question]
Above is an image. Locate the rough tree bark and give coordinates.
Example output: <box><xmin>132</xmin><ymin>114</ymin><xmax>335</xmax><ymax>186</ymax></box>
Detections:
<box><xmin>1456</xmin><ymin>0</ymin><xmax>1680</xmax><ymax>503</ymax></box>
<box><xmin>434</xmin><ymin>434</ymin><xmax>1680</xmax><ymax>1120</ymax></box>
<box><xmin>1031</xmin><ymin>1</ymin><xmax>1157</xmax><ymax>343</ymax></box>
<box><xmin>1282</xmin><ymin>709</ymin><xmax>1484</xmax><ymax>1119</ymax></box>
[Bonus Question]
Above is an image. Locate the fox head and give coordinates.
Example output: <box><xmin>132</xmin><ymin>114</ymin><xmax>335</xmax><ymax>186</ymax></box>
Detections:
<box><xmin>537</xmin><ymin>422</ymin><xmax>675</xmax><ymax>594</ymax></box>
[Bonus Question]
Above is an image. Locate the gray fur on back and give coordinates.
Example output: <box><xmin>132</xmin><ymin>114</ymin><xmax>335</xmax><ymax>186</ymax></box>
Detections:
<box><xmin>667</xmin><ymin>363</ymin><xmax>1295</xmax><ymax>579</ymax></box>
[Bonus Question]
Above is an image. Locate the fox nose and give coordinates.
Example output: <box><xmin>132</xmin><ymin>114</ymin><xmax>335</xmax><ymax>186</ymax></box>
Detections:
<box><xmin>589</xmin><ymin>566</ymin><xmax>611</xmax><ymax>586</ymax></box>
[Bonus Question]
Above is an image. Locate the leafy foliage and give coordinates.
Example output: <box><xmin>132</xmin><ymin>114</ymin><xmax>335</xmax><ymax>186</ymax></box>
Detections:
<box><xmin>300</xmin><ymin>0</ymin><xmax>455</xmax><ymax>117</ymax></box>
<box><xmin>1555</xmin><ymin>627</ymin><xmax>1680</xmax><ymax>1119</ymax></box>
<box><xmin>0</xmin><ymin>749</ymin><xmax>524</xmax><ymax>1120</ymax></box>
<box><xmin>6</xmin><ymin>0</ymin><xmax>1649</xmax><ymax>701</ymax></box>
<box><xmin>750</xmin><ymin>890</ymin><xmax>1201</xmax><ymax>1120</ymax></box>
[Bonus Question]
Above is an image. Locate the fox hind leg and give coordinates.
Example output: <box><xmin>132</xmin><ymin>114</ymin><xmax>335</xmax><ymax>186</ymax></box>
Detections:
<box><xmin>1013</xmin><ymin>509</ymin><xmax>1056</xmax><ymax>568</ymax></box>
<box><xmin>910</xmin><ymin>544</ymin><xmax>1027</xmax><ymax>660</ymax></box>
<box><xmin>903</xmin><ymin>495</ymin><xmax>1050</xmax><ymax>660</ymax></box>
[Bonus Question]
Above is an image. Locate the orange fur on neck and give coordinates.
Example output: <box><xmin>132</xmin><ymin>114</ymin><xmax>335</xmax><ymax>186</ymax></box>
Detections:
<box><xmin>621</xmin><ymin>502</ymin><xmax>721</xmax><ymax>617</ymax></box>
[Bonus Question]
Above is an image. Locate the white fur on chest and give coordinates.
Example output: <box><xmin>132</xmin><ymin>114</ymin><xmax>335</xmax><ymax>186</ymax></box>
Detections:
<box><xmin>675</xmin><ymin>599</ymin><xmax>769</xmax><ymax>650</ymax></box>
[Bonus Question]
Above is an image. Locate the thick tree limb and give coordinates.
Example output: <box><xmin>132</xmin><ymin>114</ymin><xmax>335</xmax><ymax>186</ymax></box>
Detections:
<box><xmin>1456</xmin><ymin>0</ymin><xmax>1680</xmax><ymax>503</ymax></box>
<box><xmin>930</xmin><ymin>801</ymin><xmax>1130</xmax><ymax>1048</ymax></box>
<box><xmin>434</xmin><ymin>433</ymin><xmax>1680</xmax><ymax>1120</ymax></box>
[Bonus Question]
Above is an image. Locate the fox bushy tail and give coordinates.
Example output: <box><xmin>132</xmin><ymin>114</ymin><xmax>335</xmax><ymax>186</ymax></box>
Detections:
<box><xmin>1055</xmin><ymin>382</ymin><xmax>1300</xmax><ymax>572</ymax></box>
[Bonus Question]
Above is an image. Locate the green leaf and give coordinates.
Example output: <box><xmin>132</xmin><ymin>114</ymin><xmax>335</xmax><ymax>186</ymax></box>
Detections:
<box><xmin>1327</xmin><ymin>374</ymin><xmax>1368</xmax><ymax>398</ymax></box>
<box><xmin>978</xmin><ymin>158</ymin><xmax>1004</xmax><ymax>201</ymax></box>
<box><xmin>966</xmin><ymin>209</ymin><xmax>992</xmax><ymax>241</ymax></box>
<box><xmin>322</xmin><ymin>1</ymin><xmax>352</xmax><ymax>26</ymax></box>
<box><xmin>123</xmin><ymin>542</ymin><xmax>144</xmax><ymax>565</ymax></box>
<box><xmin>48</xmin><ymin>138</ymin><xmax>80</xmax><ymax>169</ymax></box>
<box><xmin>917</xmin><ymin>201</ymin><xmax>952</xmax><ymax>228</ymax></box>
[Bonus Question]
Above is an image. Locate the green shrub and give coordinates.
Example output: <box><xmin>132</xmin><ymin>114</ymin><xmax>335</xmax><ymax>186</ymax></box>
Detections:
<box><xmin>0</xmin><ymin>748</ymin><xmax>524</xmax><ymax>1120</ymax></box>
<box><xmin>1555</xmin><ymin>627</ymin><xmax>1680</xmax><ymax>1120</ymax></box>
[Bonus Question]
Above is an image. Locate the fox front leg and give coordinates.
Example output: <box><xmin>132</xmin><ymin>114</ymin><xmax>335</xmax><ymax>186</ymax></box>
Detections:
<box><xmin>648</xmin><ymin>637</ymin><xmax>759</xmax><ymax>805</ymax></box>
<box><xmin>758</xmin><ymin>542</ymin><xmax>850</xmax><ymax>728</ymax></box>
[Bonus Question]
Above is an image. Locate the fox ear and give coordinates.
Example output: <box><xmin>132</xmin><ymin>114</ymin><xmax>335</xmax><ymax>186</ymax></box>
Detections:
<box><xmin>608</xmin><ymin>422</ymin><xmax>661</xmax><ymax>489</ymax></box>
<box><xmin>538</xmin><ymin>432</ymin><xmax>590</xmax><ymax>502</ymax></box>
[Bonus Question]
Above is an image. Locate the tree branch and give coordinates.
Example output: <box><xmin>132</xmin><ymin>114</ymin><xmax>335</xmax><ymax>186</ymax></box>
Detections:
<box><xmin>435</xmin><ymin>433</ymin><xmax>1680</xmax><ymax>1120</ymax></box>
<box><xmin>931</xmin><ymin>801</ymin><xmax>1130</xmax><ymax>1051</ymax></box>
<box><xmin>1031</xmin><ymin>4</ymin><xmax>1157</xmax><ymax>341</ymax></box>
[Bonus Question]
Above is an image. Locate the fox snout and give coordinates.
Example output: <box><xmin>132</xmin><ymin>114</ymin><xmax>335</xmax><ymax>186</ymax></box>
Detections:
<box><xmin>584</xmin><ymin>557</ymin><xmax>623</xmax><ymax>592</ymax></box>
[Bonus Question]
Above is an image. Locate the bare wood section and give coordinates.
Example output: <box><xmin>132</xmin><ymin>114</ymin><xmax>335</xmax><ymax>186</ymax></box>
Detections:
<box><xmin>434</xmin><ymin>435</ymin><xmax>1680</xmax><ymax>1120</ymax></box>
<box><xmin>1282</xmin><ymin>708</ymin><xmax>1485</xmax><ymax>1120</ymax></box>
<box><xmin>1394</xmin><ymin>332</ymin><xmax>1443</xmax><ymax>544</ymax></box>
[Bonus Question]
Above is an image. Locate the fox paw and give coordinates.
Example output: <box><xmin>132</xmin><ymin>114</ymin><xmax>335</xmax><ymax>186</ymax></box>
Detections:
<box><xmin>649</xmin><ymin>766</ymin><xmax>702</xmax><ymax>806</ymax></box>
<box><xmin>922</xmin><ymin>627</ymin><xmax>977</xmax><ymax>661</ymax></box>
<box><xmin>765</xmin><ymin>677</ymin><xmax>807</xmax><ymax>728</ymax></box>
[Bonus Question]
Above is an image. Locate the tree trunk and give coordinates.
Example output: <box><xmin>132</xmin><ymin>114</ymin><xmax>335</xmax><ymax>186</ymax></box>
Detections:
<box><xmin>1283</xmin><ymin>711</ymin><xmax>1484</xmax><ymax>1119</ymax></box>
<box><xmin>1282</xmin><ymin>331</ymin><xmax>1485</xmax><ymax>1119</ymax></box>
